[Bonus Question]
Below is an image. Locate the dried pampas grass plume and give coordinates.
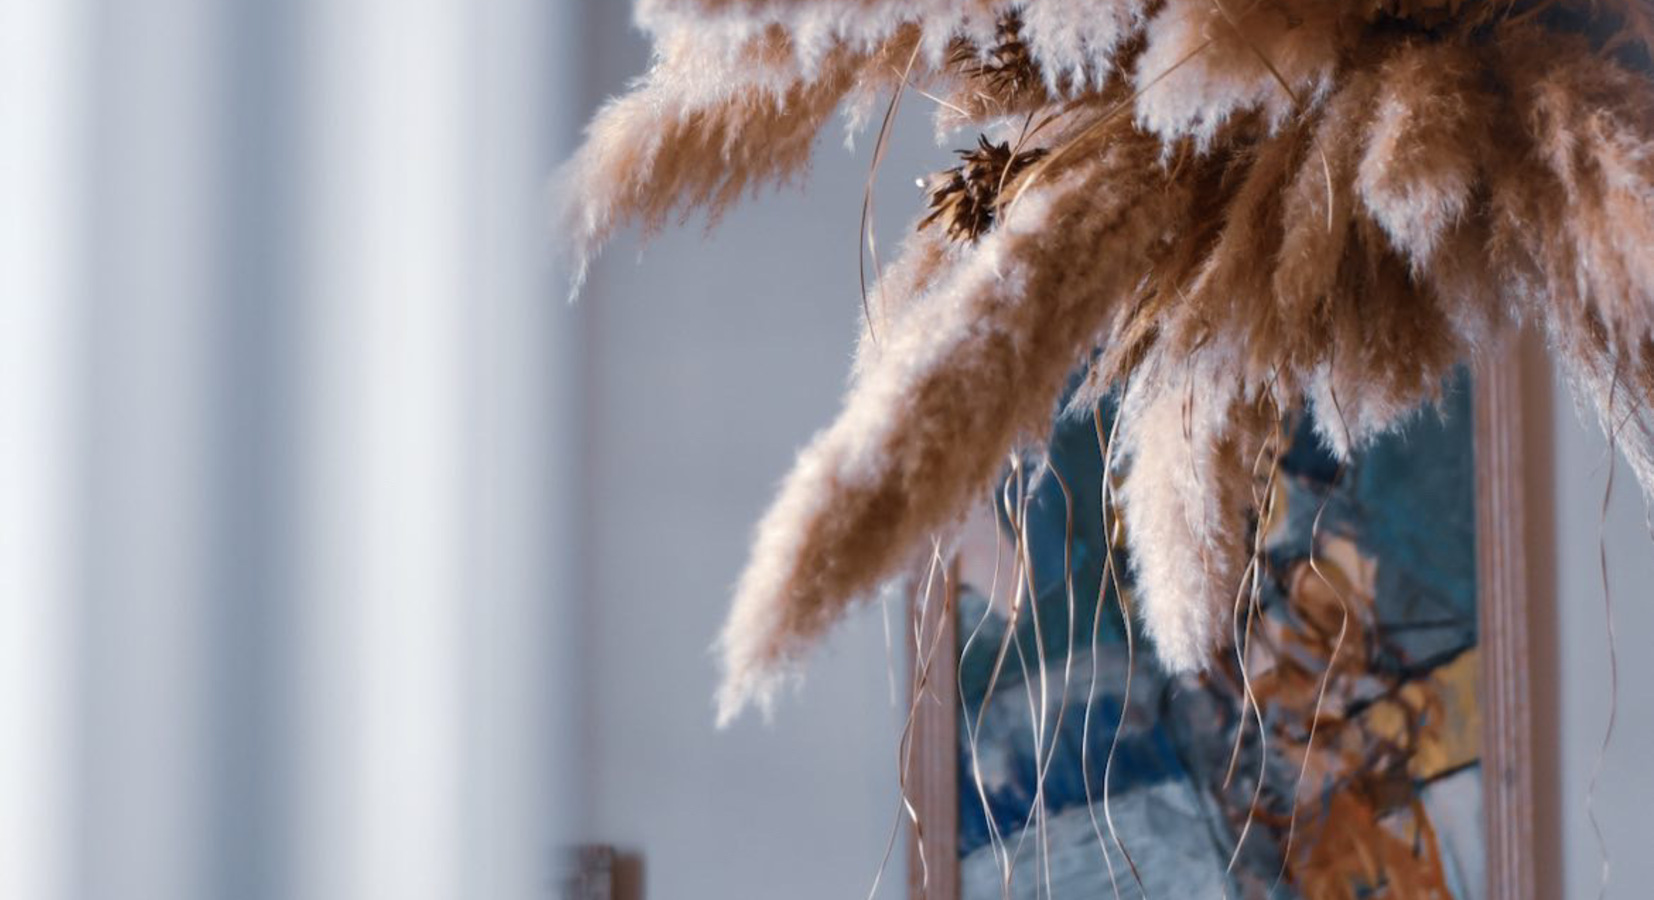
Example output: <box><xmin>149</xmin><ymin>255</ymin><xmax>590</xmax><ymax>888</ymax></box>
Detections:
<box><xmin>559</xmin><ymin>26</ymin><xmax>920</xmax><ymax>293</ymax></box>
<box><xmin>564</xmin><ymin>0</ymin><xmax>1654</xmax><ymax>721</ymax></box>
<box><xmin>717</xmin><ymin>112</ymin><xmax>1192</xmax><ymax>721</ymax></box>
<box><xmin>1115</xmin><ymin>353</ymin><xmax>1263</xmax><ymax>674</ymax></box>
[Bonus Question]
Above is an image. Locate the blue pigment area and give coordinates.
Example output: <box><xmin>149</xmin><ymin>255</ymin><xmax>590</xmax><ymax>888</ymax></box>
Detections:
<box><xmin>953</xmin><ymin>372</ymin><xmax>1479</xmax><ymax>891</ymax></box>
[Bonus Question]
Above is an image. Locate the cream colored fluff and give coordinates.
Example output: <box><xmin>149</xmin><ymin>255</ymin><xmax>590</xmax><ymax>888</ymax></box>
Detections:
<box><xmin>716</xmin><ymin>115</ymin><xmax>1190</xmax><ymax>721</ymax></box>
<box><xmin>1115</xmin><ymin>351</ymin><xmax>1259</xmax><ymax>674</ymax></box>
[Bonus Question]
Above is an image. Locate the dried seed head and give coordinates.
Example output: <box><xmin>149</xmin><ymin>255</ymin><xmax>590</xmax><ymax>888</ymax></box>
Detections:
<box><xmin>918</xmin><ymin>136</ymin><xmax>1049</xmax><ymax>243</ymax></box>
<box><xmin>948</xmin><ymin>11</ymin><xmax>1040</xmax><ymax>99</ymax></box>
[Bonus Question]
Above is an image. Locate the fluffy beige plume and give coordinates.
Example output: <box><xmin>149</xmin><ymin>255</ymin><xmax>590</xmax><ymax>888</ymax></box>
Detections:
<box><xmin>1063</xmin><ymin>139</ymin><xmax>1232</xmax><ymax>416</ymax></box>
<box><xmin>1315</xmin><ymin>218</ymin><xmax>1464</xmax><ymax>457</ymax></box>
<box><xmin>1132</xmin><ymin>0</ymin><xmax>1345</xmax><ymax>147</ymax></box>
<box><xmin>1357</xmin><ymin>41</ymin><xmax>1492</xmax><ymax>271</ymax></box>
<box><xmin>1393</xmin><ymin>43</ymin><xmax>1505</xmax><ymax>360</ymax></box>
<box><xmin>1298</xmin><ymin>42</ymin><xmax>1482</xmax><ymax>454</ymax></box>
<box><xmin>1271</xmin><ymin>71</ymin><xmax>1373</xmax><ymax>342</ymax></box>
<box><xmin>850</xmin><ymin>220</ymin><xmax>953</xmax><ymax>378</ymax></box>
<box><xmin>1487</xmin><ymin>26</ymin><xmax>1654</xmax><ymax>496</ymax></box>
<box><xmin>560</xmin><ymin>28</ymin><xmax>905</xmax><ymax>291</ymax></box>
<box><xmin>636</xmin><ymin>0</ymin><xmax>1150</xmax><ymax>91</ymax></box>
<box><xmin>635</xmin><ymin>0</ymin><xmax>999</xmax><ymax>71</ymax></box>
<box><xmin>716</xmin><ymin>115</ymin><xmax>1193</xmax><ymax>722</ymax></box>
<box><xmin>1020</xmin><ymin>0</ymin><xmax>1147</xmax><ymax>91</ymax></box>
<box><xmin>1171</xmin><ymin>120</ymin><xmax>1302</xmax><ymax>378</ymax></box>
<box><xmin>1115</xmin><ymin>353</ymin><xmax>1261</xmax><ymax>674</ymax></box>
<box><xmin>1519</xmin><ymin>34</ymin><xmax>1654</xmax><ymax>345</ymax></box>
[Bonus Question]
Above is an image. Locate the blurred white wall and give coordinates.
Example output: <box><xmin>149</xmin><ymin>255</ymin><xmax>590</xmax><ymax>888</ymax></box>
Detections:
<box><xmin>1540</xmin><ymin>356</ymin><xmax>1654</xmax><ymax>899</ymax></box>
<box><xmin>0</xmin><ymin>3</ymin><xmax>89</xmax><ymax>898</ymax></box>
<box><xmin>569</xmin><ymin>7</ymin><xmax>923</xmax><ymax>899</ymax></box>
<box><xmin>0</xmin><ymin>2</ymin><xmax>577</xmax><ymax>899</ymax></box>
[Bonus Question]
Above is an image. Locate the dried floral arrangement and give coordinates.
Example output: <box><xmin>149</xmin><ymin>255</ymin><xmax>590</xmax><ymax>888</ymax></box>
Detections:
<box><xmin>562</xmin><ymin>0</ymin><xmax>1654</xmax><ymax>723</ymax></box>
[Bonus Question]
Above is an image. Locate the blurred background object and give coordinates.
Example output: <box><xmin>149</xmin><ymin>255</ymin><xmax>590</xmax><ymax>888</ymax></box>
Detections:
<box><xmin>559</xmin><ymin>847</ymin><xmax>614</xmax><ymax>900</ymax></box>
<box><xmin>0</xmin><ymin>2</ymin><xmax>1650</xmax><ymax>899</ymax></box>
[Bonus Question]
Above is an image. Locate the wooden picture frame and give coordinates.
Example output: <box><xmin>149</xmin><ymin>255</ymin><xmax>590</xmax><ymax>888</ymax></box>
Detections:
<box><xmin>906</xmin><ymin>345</ymin><xmax>1534</xmax><ymax>899</ymax></box>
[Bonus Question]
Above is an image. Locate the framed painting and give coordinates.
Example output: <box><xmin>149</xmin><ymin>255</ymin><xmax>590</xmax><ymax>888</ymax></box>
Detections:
<box><xmin>904</xmin><ymin>348</ymin><xmax>1533</xmax><ymax>899</ymax></box>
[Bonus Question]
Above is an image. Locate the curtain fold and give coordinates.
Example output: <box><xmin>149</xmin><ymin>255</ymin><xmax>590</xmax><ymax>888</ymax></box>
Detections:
<box><xmin>0</xmin><ymin>3</ymin><xmax>581</xmax><ymax>898</ymax></box>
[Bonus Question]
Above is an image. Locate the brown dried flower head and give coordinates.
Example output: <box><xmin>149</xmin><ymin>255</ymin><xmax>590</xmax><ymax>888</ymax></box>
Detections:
<box><xmin>918</xmin><ymin>135</ymin><xmax>1049</xmax><ymax>243</ymax></box>
<box><xmin>949</xmin><ymin>11</ymin><xmax>1040</xmax><ymax>100</ymax></box>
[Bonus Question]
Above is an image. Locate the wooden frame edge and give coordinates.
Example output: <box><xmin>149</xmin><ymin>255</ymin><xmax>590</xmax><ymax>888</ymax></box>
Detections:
<box><xmin>1476</xmin><ymin>342</ymin><xmax>1536</xmax><ymax>900</ymax></box>
<box><xmin>908</xmin><ymin>564</ymin><xmax>961</xmax><ymax>900</ymax></box>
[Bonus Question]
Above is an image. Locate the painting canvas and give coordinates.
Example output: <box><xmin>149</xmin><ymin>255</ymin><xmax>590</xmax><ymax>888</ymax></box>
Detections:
<box><xmin>942</xmin><ymin>373</ymin><xmax>1487</xmax><ymax>899</ymax></box>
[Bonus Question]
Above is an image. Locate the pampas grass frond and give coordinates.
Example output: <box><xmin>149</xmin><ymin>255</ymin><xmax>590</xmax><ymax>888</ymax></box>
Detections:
<box><xmin>1116</xmin><ymin>353</ymin><xmax>1261</xmax><ymax>673</ymax></box>
<box><xmin>1019</xmin><ymin>0</ymin><xmax>1147</xmax><ymax>92</ymax></box>
<box><xmin>1131</xmin><ymin>0</ymin><xmax>1344</xmax><ymax>146</ymax></box>
<box><xmin>565</xmin><ymin>0</ymin><xmax>1654</xmax><ymax>716</ymax></box>
<box><xmin>716</xmin><ymin>113</ymin><xmax>1191</xmax><ymax>721</ymax></box>
<box><xmin>1519</xmin><ymin>32</ymin><xmax>1654</xmax><ymax>342</ymax></box>
<box><xmin>1272</xmin><ymin>71</ymin><xmax>1373</xmax><ymax>343</ymax></box>
<box><xmin>1357</xmin><ymin>41</ymin><xmax>1492</xmax><ymax>271</ymax></box>
<box><xmin>561</xmin><ymin>28</ymin><xmax>915</xmax><ymax>292</ymax></box>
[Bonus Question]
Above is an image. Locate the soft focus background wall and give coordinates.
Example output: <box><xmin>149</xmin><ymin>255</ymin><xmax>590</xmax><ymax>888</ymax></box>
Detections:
<box><xmin>2</xmin><ymin>2</ymin><xmax>577</xmax><ymax>898</ymax></box>
<box><xmin>567</xmin><ymin>6</ymin><xmax>916</xmax><ymax>899</ymax></box>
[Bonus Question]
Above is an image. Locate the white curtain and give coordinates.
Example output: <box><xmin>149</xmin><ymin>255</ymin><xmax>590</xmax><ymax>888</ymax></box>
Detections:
<box><xmin>0</xmin><ymin>2</ymin><xmax>581</xmax><ymax>898</ymax></box>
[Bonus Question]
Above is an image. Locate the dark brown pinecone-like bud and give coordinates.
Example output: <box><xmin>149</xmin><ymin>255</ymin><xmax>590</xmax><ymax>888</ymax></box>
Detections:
<box><xmin>918</xmin><ymin>135</ymin><xmax>1048</xmax><ymax>244</ymax></box>
<box><xmin>948</xmin><ymin>11</ymin><xmax>1039</xmax><ymax>99</ymax></box>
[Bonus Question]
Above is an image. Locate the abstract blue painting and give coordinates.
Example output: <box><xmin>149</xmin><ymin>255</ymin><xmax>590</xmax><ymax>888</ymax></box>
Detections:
<box><xmin>954</xmin><ymin>375</ymin><xmax>1482</xmax><ymax>899</ymax></box>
